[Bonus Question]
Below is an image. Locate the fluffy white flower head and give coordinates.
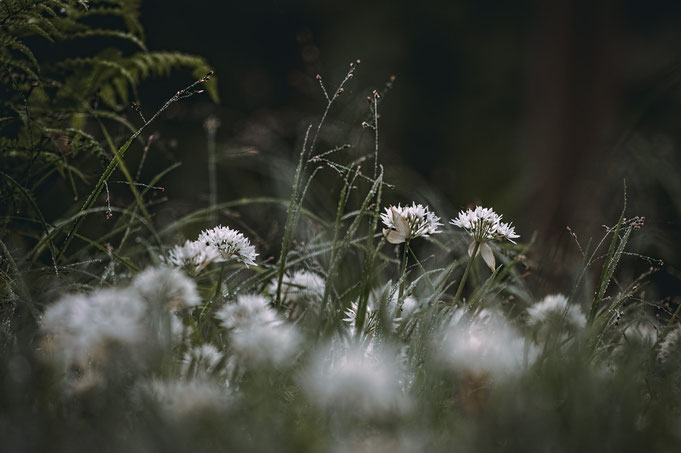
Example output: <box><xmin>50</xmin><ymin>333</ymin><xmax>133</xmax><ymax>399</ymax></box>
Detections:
<box><xmin>268</xmin><ymin>270</ymin><xmax>326</xmax><ymax>305</ymax></box>
<box><xmin>215</xmin><ymin>294</ymin><xmax>277</xmax><ymax>330</ymax></box>
<box><xmin>182</xmin><ymin>344</ymin><xmax>223</xmax><ymax>377</ymax></box>
<box><xmin>166</xmin><ymin>240</ymin><xmax>219</xmax><ymax>275</ymax></box>
<box><xmin>140</xmin><ymin>378</ymin><xmax>230</xmax><ymax>422</ymax></box>
<box><xmin>301</xmin><ymin>343</ymin><xmax>408</xmax><ymax>415</ymax></box>
<box><xmin>41</xmin><ymin>288</ymin><xmax>147</xmax><ymax>365</ymax></box>
<box><xmin>527</xmin><ymin>294</ymin><xmax>586</xmax><ymax>328</ymax></box>
<box><xmin>381</xmin><ymin>203</ymin><xmax>442</xmax><ymax>244</ymax></box>
<box><xmin>658</xmin><ymin>325</ymin><xmax>681</xmax><ymax>364</ymax></box>
<box><xmin>197</xmin><ymin>225</ymin><xmax>258</xmax><ymax>266</ymax></box>
<box><xmin>132</xmin><ymin>266</ymin><xmax>200</xmax><ymax>310</ymax></box>
<box><xmin>438</xmin><ymin>309</ymin><xmax>536</xmax><ymax>377</ymax></box>
<box><xmin>229</xmin><ymin>322</ymin><xmax>301</xmax><ymax>366</ymax></box>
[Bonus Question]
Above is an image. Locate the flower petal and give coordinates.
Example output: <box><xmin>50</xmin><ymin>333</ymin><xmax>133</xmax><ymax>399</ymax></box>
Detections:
<box><xmin>480</xmin><ymin>242</ymin><xmax>495</xmax><ymax>271</ymax></box>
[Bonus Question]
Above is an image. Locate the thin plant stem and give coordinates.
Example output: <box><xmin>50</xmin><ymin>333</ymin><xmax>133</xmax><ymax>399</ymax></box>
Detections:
<box><xmin>214</xmin><ymin>262</ymin><xmax>226</xmax><ymax>299</ymax></box>
<box><xmin>453</xmin><ymin>241</ymin><xmax>480</xmax><ymax>304</ymax></box>
<box><xmin>398</xmin><ymin>239</ymin><xmax>410</xmax><ymax>299</ymax></box>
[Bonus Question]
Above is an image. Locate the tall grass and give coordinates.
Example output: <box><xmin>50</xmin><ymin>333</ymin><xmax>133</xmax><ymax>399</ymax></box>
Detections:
<box><xmin>1</xmin><ymin>62</ymin><xmax>679</xmax><ymax>453</ymax></box>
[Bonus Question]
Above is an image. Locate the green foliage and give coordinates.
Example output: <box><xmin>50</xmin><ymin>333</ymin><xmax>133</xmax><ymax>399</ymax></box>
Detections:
<box><xmin>0</xmin><ymin>0</ymin><xmax>217</xmax><ymax>257</ymax></box>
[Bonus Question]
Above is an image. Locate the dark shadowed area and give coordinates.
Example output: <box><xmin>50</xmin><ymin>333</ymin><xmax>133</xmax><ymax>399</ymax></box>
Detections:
<box><xmin>136</xmin><ymin>0</ymin><xmax>681</xmax><ymax>295</ymax></box>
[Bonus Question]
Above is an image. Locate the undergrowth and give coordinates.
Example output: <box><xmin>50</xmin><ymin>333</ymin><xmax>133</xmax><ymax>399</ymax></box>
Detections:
<box><xmin>1</xmin><ymin>3</ymin><xmax>680</xmax><ymax>452</ymax></box>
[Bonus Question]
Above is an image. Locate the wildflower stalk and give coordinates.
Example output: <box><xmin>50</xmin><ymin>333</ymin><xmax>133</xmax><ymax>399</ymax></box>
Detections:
<box><xmin>453</xmin><ymin>240</ymin><xmax>480</xmax><ymax>303</ymax></box>
<box><xmin>57</xmin><ymin>72</ymin><xmax>214</xmax><ymax>262</ymax></box>
<box><xmin>587</xmin><ymin>181</ymin><xmax>627</xmax><ymax>326</ymax></box>
<box><xmin>214</xmin><ymin>262</ymin><xmax>226</xmax><ymax>299</ymax></box>
<box><xmin>398</xmin><ymin>239</ymin><xmax>410</xmax><ymax>299</ymax></box>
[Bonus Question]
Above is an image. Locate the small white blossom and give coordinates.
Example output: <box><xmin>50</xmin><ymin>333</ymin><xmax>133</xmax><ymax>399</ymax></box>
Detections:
<box><xmin>132</xmin><ymin>266</ymin><xmax>200</xmax><ymax>310</ymax></box>
<box><xmin>381</xmin><ymin>203</ymin><xmax>442</xmax><ymax>244</ymax></box>
<box><xmin>438</xmin><ymin>309</ymin><xmax>536</xmax><ymax>377</ymax></box>
<box><xmin>658</xmin><ymin>325</ymin><xmax>681</xmax><ymax>364</ymax></box>
<box><xmin>197</xmin><ymin>225</ymin><xmax>258</xmax><ymax>266</ymax></box>
<box><xmin>139</xmin><ymin>378</ymin><xmax>230</xmax><ymax>421</ymax></box>
<box><xmin>215</xmin><ymin>294</ymin><xmax>278</xmax><ymax>330</ymax></box>
<box><xmin>229</xmin><ymin>322</ymin><xmax>301</xmax><ymax>366</ymax></box>
<box><xmin>450</xmin><ymin>205</ymin><xmax>519</xmax><ymax>243</ymax></box>
<box><xmin>343</xmin><ymin>287</ymin><xmax>420</xmax><ymax>335</ymax></box>
<box><xmin>301</xmin><ymin>343</ymin><xmax>409</xmax><ymax>415</ymax></box>
<box><xmin>450</xmin><ymin>205</ymin><xmax>519</xmax><ymax>270</ymax></box>
<box><xmin>267</xmin><ymin>270</ymin><xmax>326</xmax><ymax>317</ymax></box>
<box><xmin>41</xmin><ymin>289</ymin><xmax>147</xmax><ymax>366</ymax></box>
<box><xmin>182</xmin><ymin>344</ymin><xmax>224</xmax><ymax>377</ymax></box>
<box><xmin>166</xmin><ymin>240</ymin><xmax>219</xmax><ymax>275</ymax></box>
<box><xmin>527</xmin><ymin>294</ymin><xmax>586</xmax><ymax>328</ymax></box>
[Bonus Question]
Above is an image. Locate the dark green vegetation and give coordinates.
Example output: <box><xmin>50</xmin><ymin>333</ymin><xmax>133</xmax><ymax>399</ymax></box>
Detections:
<box><xmin>1</xmin><ymin>2</ymin><xmax>681</xmax><ymax>452</ymax></box>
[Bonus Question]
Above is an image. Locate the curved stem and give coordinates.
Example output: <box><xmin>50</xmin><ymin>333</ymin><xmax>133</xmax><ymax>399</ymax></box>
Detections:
<box><xmin>453</xmin><ymin>241</ymin><xmax>480</xmax><ymax>304</ymax></box>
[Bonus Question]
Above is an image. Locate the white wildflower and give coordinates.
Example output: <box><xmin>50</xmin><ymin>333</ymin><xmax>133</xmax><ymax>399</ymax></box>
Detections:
<box><xmin>450</xmin><ymin>205</ymin><xmax>519</xmax><ymax>243</ymax></box>
<box><xmin>166</xmin><ymin>239</ymin><xmax>219</xmax><ymax>275</ymax></box>
<box><xmin>658</xmin><ymin>325</ymin><xmax>681</xmax><ymax>364</ymax></box>
<box><xmin>132</xmin><ymin>266</ymin><xmax>200</xmax><ymax>310</ymax></box>
<box><xmin>343</xmin><ymin>288</ymin><xmax>421</xmax><ymax>335</ymax></box>
<box><xmin>438</xmin><ymin>309</ymin><xmax>535</xmax><ymax>377</ymax></box>
<box><xmin>450</xmin><ymin>205</ymin><xmax>519</xmax><ymax>270</ymax></box>
<box><xmin>215</xmin><ymin>294</ymin><xmax>277</xmax><ymax>330</ymax></box>
<box><xmin>267</xmin><ymin>270</ymin><xmax>325</xmax><ymax>317</ymax></box>
<box><xmin>301</xmin><ymin>343</ymin><xmax>409</xmax><ymax>415</ymax></box>
<box><xmin>41</xmin><ymin>288</ymin><xmax>147</xmax><ymax>365</ymax></box>
<box><xmin>182</xmin><ymin>344</ymin><xmax>224</xmax><ymax>377</ymax></box>
<box><xmin>229</xmin><ymin>322</ymin><xmax>301</xmax><ymax>366</ymax></box>
<box><xmin>527</xmin><ymin>294</ymin><xmax>586</xmax><ymax>328</ymax></box>
<box><xmin>139</xmin><ymin>378</ymin><xmax>230</xmax><ymax>421</ymax></box>
<box><xmin>380</xmin><ymin>203</ymin><xmax>442</xmax><ymax>244</ymax></box>
<box><xmin>197</xmin><ymin>225</ymin><xmax>258</xmax><ymax>266</ymax></box>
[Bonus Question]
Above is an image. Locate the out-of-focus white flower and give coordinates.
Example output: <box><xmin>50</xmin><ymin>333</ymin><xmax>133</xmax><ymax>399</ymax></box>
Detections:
<box><xmin>230</xmin><ymin>322</ymin><xmax>301</xmax><ymax>366</ymax></box>
<box><xmin>527</xmin><ymin>294</ymin><xmax>586</xmax><ymax>328</ymax></box>
<box><xmin>658</xmin><ymin>325</ymin><xmax>681</xmax><ymax>364</ymax></box>
<box><xmin>438</xmin><ymin>309</ymin><xmax>535</xmax><ymax>377</ymax></box>
<box><xmin>165</xmin><ymin>240</ymin><xmax>219</xmax><ymax>275</ymax></box>
<box><xmin>216</xmin><ymin>294</ymin><xmax>300</xmax><ymax>366</ymax></box>
<box><xmin>41</xmin><ymin>288</ymin><xmax>147</xmax><ymax>365</ymax></box>
<box><xmin>267</xmin><ymin>270</ymin><xmax>325</xmax><ymax>317</ymax></box>
<box><xmin>343</xmin><ymin>287</ymin><xmax>420</xmax><ymax>335</ymax></box>
<box><xmin>215</xmin><ymin>294</ymin><xmax>277</xmax><ymax>330</ymax></box>
<box><xmin>132</xmin><ymin>266</ymin><xmax>200</xmax><ymax>310</ymax></box>
<box><xmin>301</xmin><ymin>343</ymin><xmax>409</xmax><ymax>416</ymax></box>
<box><xmin>380</xmin><ymin>203</ymin><xmax>442</xmax><ymax>244</ymax></box>
<box><xmin>197</xmin><ymin>225</ymin><xmax>258</xmax><ymax>266</ymax></box>
<box><xmin>450</xmin><ymin>206</ymin><xmax>519</xmax><ymax>270</ymax></box>
<box><xmin>139</xmin><ymin>378</ymin><xmax>230</xmax><ymax>421</ymax></box>
<box><xmin>182</xmin><ymin>344</ymin><xmax>224</xmax><ymax>377</ymax></box>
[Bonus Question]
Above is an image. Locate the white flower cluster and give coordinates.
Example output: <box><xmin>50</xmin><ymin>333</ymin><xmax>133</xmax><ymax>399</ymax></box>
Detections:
<box><xmin>381</xmin><ymin>203</ymin><xmax>442</xmax><ymax>244</ymax></box>
<box><xmin>41</xmin><ymin>267</ymin><xmax>199</xmax><ymax>370</ymax></box>
<box><xmin>138</xmin><ymin>378</ymin><xmax>230</xmax><ymax>422</ymax></box>
<box><xmin>267</xmin><ymin>270</ymin><xmax>326</xmax><ymax>318</ymax></box>
<box><xmin>301</xmin><ymin>343</ymin><xmax>409</xmax><ymax>416</ymax></box>
<box><xmin>438</xmin><ymin>308</ymin><xmax>536</xmax><ymax>377</ymax></box>
<box><xmin>182</xmin><ymin>344</ymin><xmax>224</xmax><ymax>378</ymax></box>
<box><xmin>215</xmin><ymin>294</ymin><xmax>300</xmax><ymax>366</ymax></box>
<box><xmin>527</xmin><ymin>294</ymin><xmax>586</xmax><ymax>329</ymax></box>
<box><xmin>166</xmin><ymin>225</ymin><xmax>257</xmax><ymax>275</ymax></box>
<box><xmin>658</xmin><ymin>325</ymin><xmax>681</xmax><ymax>364</ymax></box>
<box><xmin>450</xmin><ymin>205</ymin><xmax>519</xmax><ymax>243</ymax></box>
<box><xmin>343</xmin><ymin>287</ymin><xmax>421</xmax><ymax>335</ymax></box>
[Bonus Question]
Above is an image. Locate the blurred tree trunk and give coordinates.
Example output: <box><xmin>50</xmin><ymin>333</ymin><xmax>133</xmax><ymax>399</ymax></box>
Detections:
<box><xmin>524</xmin><ymin>0</ymin><xmax>617</xmax><ymax>245</ymax></box>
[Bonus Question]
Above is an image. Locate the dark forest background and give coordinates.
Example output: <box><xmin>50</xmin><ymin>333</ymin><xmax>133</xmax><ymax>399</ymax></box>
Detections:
<box><xmin>126</xmin><ymin>0</ymin><xmax>681</xmax><ymax>297</ymax></box>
